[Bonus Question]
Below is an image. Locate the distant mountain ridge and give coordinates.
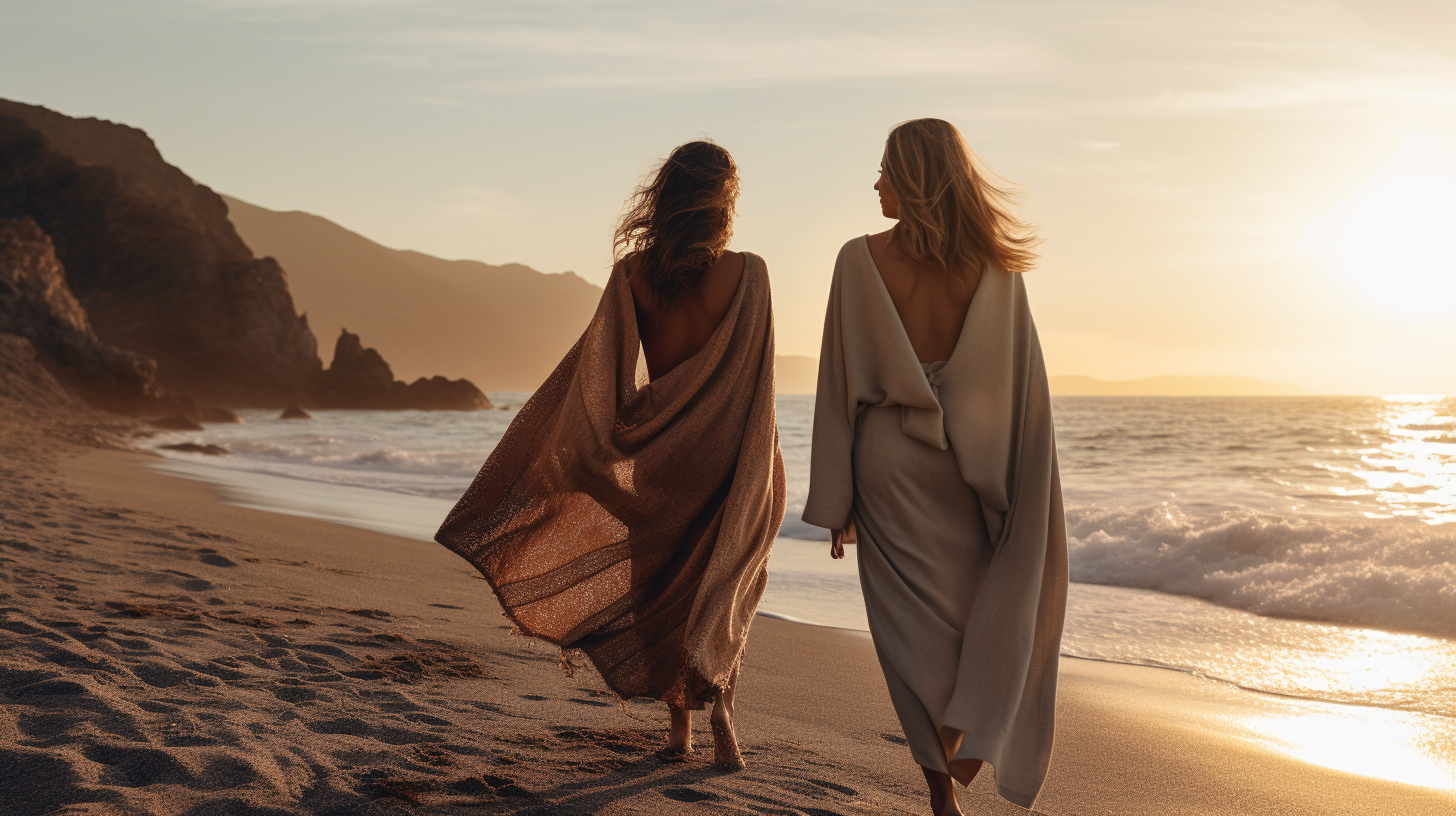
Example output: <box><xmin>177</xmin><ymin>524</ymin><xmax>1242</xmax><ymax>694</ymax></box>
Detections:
<box><xmin>224</xmin><ymin>197</ymin><xmax>825</xmax><ymax>394</ymax></box>
<box><xmin>224</xmin><ymin>196</ymin><xmax>602</xmax><ymax>392</ymax></box>
<box><xmin>220</xmin><ymin>199</ymin><xmax>1310</xmax><ymax>398</ymax></box>
<box><xmin>1049</xmin><ymin>375</ymin><xmax>1308</xmax><ymax>396</ymax></box>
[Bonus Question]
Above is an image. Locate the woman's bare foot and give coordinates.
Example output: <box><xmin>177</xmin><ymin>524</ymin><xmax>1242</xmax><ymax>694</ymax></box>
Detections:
<box><xmin>710</xmin><ymin>681</ymin><xmax>744</xmax><ymax>769</ymax></box>
<box><xmin>710</xmin><ymin>712</ymin><xmax>743</xmax><ymax>768</ymax></box>
<box><xmin>921</xmin><ymin>767</ymin><xmax>962</xmax><ymax>816</ymax></box>
<box><xmin>663</xmin><ymin>704</ymin><xmax>693</xmax><ymax>757</ymax></box>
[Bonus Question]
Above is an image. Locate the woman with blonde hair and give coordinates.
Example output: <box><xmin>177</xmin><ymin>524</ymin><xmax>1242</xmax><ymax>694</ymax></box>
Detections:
<box><xmin>803</xmin><ymin>119</ymin><xmax>1067</xmax><ymax>814</ymax></box>
<box><xmin>438</xmin><ymin>140</ymin><xmax>785</xmax><ymax>768</ymax></box>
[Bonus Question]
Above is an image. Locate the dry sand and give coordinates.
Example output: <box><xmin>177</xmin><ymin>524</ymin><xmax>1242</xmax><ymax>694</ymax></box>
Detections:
<box><xmin>2</xmin><ymin>405</ymin><xmax>1454</xmax><ymax>815</ymax></box>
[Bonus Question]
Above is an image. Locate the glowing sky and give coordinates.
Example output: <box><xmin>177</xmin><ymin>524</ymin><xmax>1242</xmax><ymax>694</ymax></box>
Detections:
<box><xmin>4</xmin><ymin>0</ymin><xmax>1455</xmax><ymax>393</ymax></box>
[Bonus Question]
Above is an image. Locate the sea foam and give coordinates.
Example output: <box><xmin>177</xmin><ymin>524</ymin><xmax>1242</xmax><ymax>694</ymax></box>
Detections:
<box><xmin>1068</xmin><ymin>504</ymin><xmax>1456</xmax><ymax>639</ymax></box>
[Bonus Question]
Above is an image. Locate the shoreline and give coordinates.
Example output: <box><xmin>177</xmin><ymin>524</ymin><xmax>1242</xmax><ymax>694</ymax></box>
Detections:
<box><xmin>3</xmin><ymin>425</ymin><xmax>1454</xmax><ymax>813</ymax></box>
<box><xmin>71</xmin><ymin>451</ymin><xmax>1456</xmax><ymax>808</ymax></box>
<box><xmin>144</xmin><ymin>447</ymin><xmax>1456</xmax><ymax>722</ymax></box>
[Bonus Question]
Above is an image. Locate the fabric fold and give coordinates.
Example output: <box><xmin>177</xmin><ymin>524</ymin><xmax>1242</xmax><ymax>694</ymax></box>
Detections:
<box><xmin>804</xmin><ymin>235</ymin><xmax>1067</xmax><ymax>809</ymax></box>
<box><xmin>437</xmin><ymin>254</ymin><xmax>787</xmax><ymax>709</ymax></box>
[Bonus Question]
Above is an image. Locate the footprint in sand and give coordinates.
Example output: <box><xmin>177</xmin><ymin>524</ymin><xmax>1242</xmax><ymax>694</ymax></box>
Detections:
<box><xmin>131</xmin><ymin>662</ymin><xmax>216</xmax><ymax>689</ymax></box>
<box><xmin>569</xmin><ymin>697</ymin><xmax>613</xmax><ymax>708</ymax></box>
<box><xmin>159</xmin><ymin>570</ymin><xmax>212</xmax><ymax>592</ymax></box>
<box><xmin>85</xmin><ymin>744</ymin><xmax>193</xmax><ymax>787</ymax></box>
<box><xmin>305</xmin><ymin>716</ymin><xmax>443</xmax><ymax>746</ymax></box>
<box><xmin>451</xmin><ymin>773</ymin><xmax>530</xmax><ymax>797</ymax></box>
<box><xmin>662</xmin><ymin>786</ymin><xmax>721</xmax><ymax>803</ymax></box>
<box><xmin>808</xmin><ymin>779</ymin><xmax>858</xmax><ymax>796</ymax></box>
<box><xmin>196</xmin><ymin>550</ymin><xmax>237</xmax><ymax>568</ymax></box>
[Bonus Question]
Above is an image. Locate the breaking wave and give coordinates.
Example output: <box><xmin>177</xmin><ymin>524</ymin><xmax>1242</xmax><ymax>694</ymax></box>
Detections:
<box><xmin>1067</xmin><ymin>504</ymin><xmax>1456</xmax><ymax>639</ymax></box>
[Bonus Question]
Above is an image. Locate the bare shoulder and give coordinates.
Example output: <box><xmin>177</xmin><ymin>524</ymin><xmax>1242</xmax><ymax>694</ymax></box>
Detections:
<box><xmin>621</xmin><ymin>254</ymin><xmax>659</xmax><ymax>322</ymax></box>
<box><xmin>700</xmin><ymin>250</ymin><xmax>747</xmax><ymax>309</ymax></box>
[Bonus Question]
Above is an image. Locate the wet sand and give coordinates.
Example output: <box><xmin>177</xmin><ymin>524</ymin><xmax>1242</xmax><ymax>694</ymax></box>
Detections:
<box><xmin>2</xmin><ymin>408</ymin><xmax>1453</xmax><ymax>815</ymax></box>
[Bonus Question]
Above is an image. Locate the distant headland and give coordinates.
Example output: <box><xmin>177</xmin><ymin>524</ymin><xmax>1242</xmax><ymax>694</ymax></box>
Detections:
<box><xmin>0</xmin><ymin>98</ymin><xmax>489</xmax><ymax>418</ymax></box>
<box><xmin>1047</xmin><ymin>375</ymin><xmax>1310</xmax><ymax>396</ymax></box>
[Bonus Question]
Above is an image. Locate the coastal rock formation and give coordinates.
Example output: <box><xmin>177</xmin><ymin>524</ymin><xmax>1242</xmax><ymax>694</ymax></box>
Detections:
<box><xmin>148</xmin><ymin>415</ymin><xmax>204</xmax><ymax>431</ymax></box>
<box><xmin>158</xmin><ymin>442</ymin><xmax>229</xmax><ymax>456</ymax></box>
<box><xmin>280</xmin><ymin>405</ymin><xmax>312</xmax><ymax>420</ymax></box>
<box><xmin>0</xmin><ymin>99</ymin><xmax>321</xmax><ymax>406</ymax></box>
<box><xmin>0</xmin><ymin>98</ymin><xmax>490</xmax><ymax>413</ymax></box>
<box><xmin>403</xmin><ymin>375</ymin><xmax>494</xmax><ymax>411</ymax></box>
<box><xmin>0</xmin><ymin>217</ymin><xmax>202</xmax><ymax>417</ymax></box>
<box><xmin>200</xmin><ymin>405</ymin><xmax>243</xmax><ymax>423</ymax></box>
<box><xmin>0</xmin><ymin>333</ymin><xmax>80</xmax><ymax>412</ymax></box>
<box><xmin>321</xmin><ymin>330</ymin><xmax>491</xmax><ymax>410</ymax></box>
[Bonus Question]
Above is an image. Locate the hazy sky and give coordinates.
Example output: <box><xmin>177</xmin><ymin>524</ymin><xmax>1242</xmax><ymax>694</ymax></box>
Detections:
<box><xmin>5</xmin><ymin>0</ymin><xmax>1455</xmax><ymax>393</ymax></box>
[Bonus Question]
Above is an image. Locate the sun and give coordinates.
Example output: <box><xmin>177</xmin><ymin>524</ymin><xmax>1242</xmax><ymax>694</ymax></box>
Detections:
<box><xmin>1337</xmin><ymin>172</ymin><xmax>1456</xmax><ymax>316</ymax></box>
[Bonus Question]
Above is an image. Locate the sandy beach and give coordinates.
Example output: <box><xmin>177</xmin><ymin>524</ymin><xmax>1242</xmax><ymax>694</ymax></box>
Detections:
<box><xmin>2</xmin><ymin>405</ymin><xmax>1454</xmax><ymax>816</ymax></box>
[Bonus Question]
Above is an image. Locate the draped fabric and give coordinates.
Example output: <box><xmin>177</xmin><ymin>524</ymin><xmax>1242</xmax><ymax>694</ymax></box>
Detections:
<box><xmin>802</xmin><ymin>236</ymin><xmax>1067</xmax><ymax>808</ymax></box>
<box><xmin>437</xmin><ymin>253</ymin><xmax>786</xmax><ymax>709</ymax></box>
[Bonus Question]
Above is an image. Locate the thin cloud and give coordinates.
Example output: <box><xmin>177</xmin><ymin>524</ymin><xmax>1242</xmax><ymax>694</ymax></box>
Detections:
<box><xmin>1145</xmin><ymin>73</ymin><xmax>1456</xmax><ymax>114</ymax></box>
<box><xmin>365</xmin><ymin>26</ymin><xmax>1051</xmax><ymax>89</ymax></box>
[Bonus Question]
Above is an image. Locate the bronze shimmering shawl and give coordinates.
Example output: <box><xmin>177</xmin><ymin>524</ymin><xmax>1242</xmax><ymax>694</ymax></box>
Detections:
<box><xmin>436</xmin><ymin>253</ymin><xmax>786</xmax><ymax>708</ymax></box>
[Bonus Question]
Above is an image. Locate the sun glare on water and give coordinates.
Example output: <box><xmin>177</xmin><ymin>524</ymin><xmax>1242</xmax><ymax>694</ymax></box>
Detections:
<box><xmin>1248</xmin><ymin>704</ymin><xmax>1456</xmax><ymax>791</ymax></box>
<box><xmin>1242</xmin><ymin>630</ymin><xmax>1456</xmax><ymax>790</ymax></box>
<box><xmin>1358</xmin><ymin>395</ymin><xmax>1456</xmax><ymax>524</ymax></box>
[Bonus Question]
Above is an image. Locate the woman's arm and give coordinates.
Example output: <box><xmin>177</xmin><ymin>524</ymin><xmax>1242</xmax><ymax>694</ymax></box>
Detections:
<box><xmin>802</xmin><ymin>258</ymin><xmax>857</xmax><ymax>535</ymax></box>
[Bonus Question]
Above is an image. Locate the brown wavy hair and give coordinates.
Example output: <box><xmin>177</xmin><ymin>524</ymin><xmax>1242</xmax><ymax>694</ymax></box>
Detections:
<box><xmin>883</xmin><ymin>118</ymin><xmax>1038</xmax><ymax>275</ymax></box>
<box><xmin>614</xmin><ymin>140</ymin><xmax>739</xmax><ymax>306</ymax></box>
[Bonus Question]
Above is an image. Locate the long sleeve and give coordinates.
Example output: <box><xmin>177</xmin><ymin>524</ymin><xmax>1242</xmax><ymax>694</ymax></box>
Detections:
<box><xmin>806</xmin><ymin>236</ymin><xmax>1067</xmax><ymax>809</ymax></box>
<box><xmin>802</xmin><ymin>262</ymin><xmax>855</xmax><ymax>530</ymax></box>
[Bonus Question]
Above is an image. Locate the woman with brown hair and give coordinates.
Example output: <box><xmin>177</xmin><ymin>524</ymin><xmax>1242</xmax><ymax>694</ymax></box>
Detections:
<box><xmin>803</xmin><ymin>119</ymin><xmax>1067</xmax><ymax>814</ymax></box>
<box><xmin>437</xmin><ymin>140</ymin><xmax>785</xmax><ymax>768</ymax></box>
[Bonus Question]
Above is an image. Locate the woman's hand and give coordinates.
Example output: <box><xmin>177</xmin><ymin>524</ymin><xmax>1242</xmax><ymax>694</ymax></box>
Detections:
<box><xmin>830</xmin><ymin>520</ymin><xmax>858</xmax><ymax>559</ymax></box>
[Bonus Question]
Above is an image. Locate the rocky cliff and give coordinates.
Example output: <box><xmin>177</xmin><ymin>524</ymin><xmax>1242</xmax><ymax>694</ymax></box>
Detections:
<box><xmin>0</xmin><ymin>217</ymin><xmax>201</xmax><ymax>416</ymax></box>
<box><xmin>319</xmin><ymin>330</ymin><xmax>491</xmax><ymax>410</ymax></box>
<box><xmin>0</xmin><ymin>98</ymin><xmax>486</xmax><ymax>412</ymax></box>
<box><xmin>0</xmin><ymin>333</ymin><xmax>81</xmax><ymax>414</ymax></box>
<box><xmin>0</xmin><ymin>99</ymin><xmax>322</xmax><ymax>406</ymax></box>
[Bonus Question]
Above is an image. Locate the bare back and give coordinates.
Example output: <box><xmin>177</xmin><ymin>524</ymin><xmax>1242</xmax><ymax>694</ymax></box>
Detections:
<box><xmin>866</xmin><ymin>229</ymin><xmax>981</xmax><ymax>363</ymax></box>
<box><xmin>626</xmin><ymin>250</ymin><xmax>746</xmax><ymax>381</ymax></box>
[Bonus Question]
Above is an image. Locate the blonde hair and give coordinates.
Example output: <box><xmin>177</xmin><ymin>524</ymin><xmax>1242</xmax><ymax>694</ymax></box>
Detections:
<box><xmin>883</xmin><ymin>118</ymin><xmax>1037</xmax><ymax>275</ymax></box>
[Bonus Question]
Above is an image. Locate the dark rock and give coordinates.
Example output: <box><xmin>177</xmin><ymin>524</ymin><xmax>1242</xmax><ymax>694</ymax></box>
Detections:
<box><xmin>320</xmin><ymin>329</ymin><xmax>395</xmax><ymax>408</ymax></box>
<box><xmin>280</xmin><ymin>405</ymin><xmax>312</xmax><ymax>420</ymax></box>
<box><xmin>0</xmin><ymin>217</ymin><xmax>199</xmax><ymax>416</ymax></box>
<box><xmin>199</xmin><ymin>405</ymin><xmax>242</xmax><ymax>423</ymax></box>
<box><xmin>0</xmin><ymin>333</ymin><xmax>80</xmax><ymax>411</ymax></box>
<box><xmin>319</xmin><ymin>329</ymin><xmax>491</xmax><ymax>410</ymax></box>
<box><xmin>0</xmin><ymin>99</ymin><xmax>485</xmax><ymax>413</ymax></box>
<box><xmin>159</xmin><ymin>442</ymin><xmax>228</xmax><ymax>456</ymax></box>
<box><xmin>0</xmin><ymin>100</ymin><xmax>320</xmax><ymax>406</ymax></box>
<box><xmin>404</xmin><ymin>375</ymin><xmax>492</xmax><ymax>411</ymax></box>
<box><xmin>149</xmin><ymin>415</ymin><xmax>203</xmax><ymax>431</ymax></box>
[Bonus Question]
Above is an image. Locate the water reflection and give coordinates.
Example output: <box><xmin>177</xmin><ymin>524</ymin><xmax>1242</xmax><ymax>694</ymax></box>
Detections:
<box><xmin>1061</xmin><ymin>585</ymin><xmax>1456</xmax><ymax>719</ymax></box>
<box><xmin>1246</xmin><ymin>703</ymin><xmax>1456</xmax><ymax>790</ymax></box>
<box><xmin>1351</xmin><ymin>395</ymin><xmax>1456</xmax><ymax>524</ymax></box>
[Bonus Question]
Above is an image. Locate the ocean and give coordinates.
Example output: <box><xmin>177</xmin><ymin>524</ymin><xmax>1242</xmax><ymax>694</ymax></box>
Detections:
<box><xmin>144</xmin><ymin>394</ymin><xmax>1456</xmax><ymax>721</ymax></box>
